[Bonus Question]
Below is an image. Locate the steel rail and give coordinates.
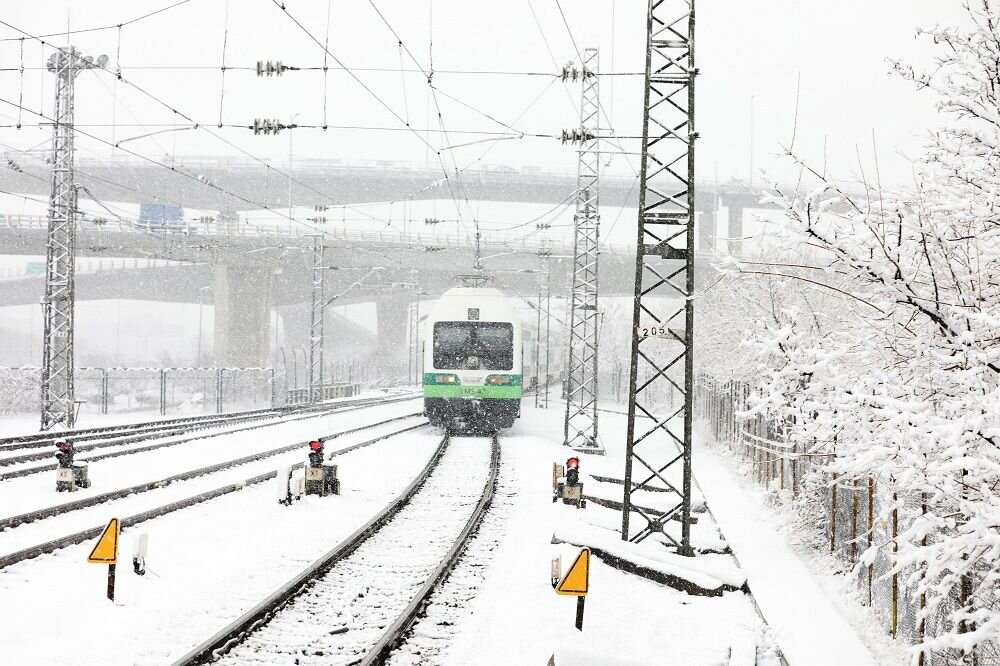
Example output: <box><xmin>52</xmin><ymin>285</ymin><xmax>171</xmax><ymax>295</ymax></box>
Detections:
<box><xmin>170</xmin><ymin>433</ymin><xmax>455</xmax><ymax>666</ymax></box>
<box><xmin>0</xmin><ymin>394</ymin><xmax>417</xmax><ymax>455</ymax></box>
<box><xmin>0</xmin><ymin>421</ymin><xmax>430</xmax><ymax>570</ymax></box>
<box><xmin>0</xmin><ymin>405</ymin><xmax>295</xmax><ymax>448</ymax></box>
<box><xmin>0</xmin><ymin>412</ymin><xmax>423</xmax><ymax>531</ymax></box>
<box><xmin>0</xmin><ymin>396</ymin><xmax>400</xmax><ymax>465</ymax></box>
<box><xmin>0</xmin><ymin>394</ymin><xmax>418</xmax><ymax>480</ymax></box>
<box><xmin>359</xmin><ymin>434</ymin><xmax>501</xmax><ymax>666</ymax></box>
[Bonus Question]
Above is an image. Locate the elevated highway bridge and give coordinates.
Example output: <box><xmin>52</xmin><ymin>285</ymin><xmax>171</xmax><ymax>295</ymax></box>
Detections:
<box><xmin>0</xmin><ymin>160</ymin><xmax>749</xmax><ymax>371</ymax></box>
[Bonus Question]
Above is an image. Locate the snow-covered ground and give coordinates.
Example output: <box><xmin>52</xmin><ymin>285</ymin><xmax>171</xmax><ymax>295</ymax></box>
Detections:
<box><xmin>694</xmin><ymin>426</ymin><xmax>911</xmax><ymax>666</ymax></box>
<box><xmin>0</xmin><ymin>426</ymin><xmax>443</xmax><ymax>664</ymax></box>
<box><xmin>0</xmin><ymin>392</ymin><xmax>891</xmax><ymax>665</ymax></box>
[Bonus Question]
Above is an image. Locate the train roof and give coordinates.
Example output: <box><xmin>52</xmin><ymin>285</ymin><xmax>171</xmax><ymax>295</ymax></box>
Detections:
<box><xmin>428</xmin><ymin>286</ymin><xmax>521</xmax><ymax>323</ymax></box>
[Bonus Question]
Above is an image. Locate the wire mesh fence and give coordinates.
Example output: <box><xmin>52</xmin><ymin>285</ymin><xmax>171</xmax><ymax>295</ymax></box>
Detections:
<box><xmin>696</xmin><ymin>374</ymin><xmax>997</xmax><ymax>666</ymax></box>
<box><xmin>0</xmin><ymin>367</ymin><xmax>277</xmax><ymax>422</ymax></box>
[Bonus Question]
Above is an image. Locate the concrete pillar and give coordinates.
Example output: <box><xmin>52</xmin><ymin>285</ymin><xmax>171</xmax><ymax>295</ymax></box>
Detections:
<box><xmin>375</xmin><ymin>292</ymin><xmax>411</xmax><ymax>380</ymax></box>
<box><xmin>699</xmin><ymin>210</ymin><xmax>717</xmax><ymax>251</ymax></box>
<box><xmin>214</xmin><ymin>264</ymin><xmax>274</xmax><ymax>368</ymax></box>
<box><xmin>727</xmin><ymin>205</ymin><xmax>744</xmax><ymax>256</ymax></box>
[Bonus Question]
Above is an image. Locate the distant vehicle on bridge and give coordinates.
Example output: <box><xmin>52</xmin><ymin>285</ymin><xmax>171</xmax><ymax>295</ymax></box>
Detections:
<box><xmin>139</xmin><ymin>203</ymin><xmax>186</xmax><ymax>232</ymax></box>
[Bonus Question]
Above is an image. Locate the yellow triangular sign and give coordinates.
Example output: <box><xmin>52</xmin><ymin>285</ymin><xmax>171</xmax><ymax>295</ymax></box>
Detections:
<box><xmin>87</xmin><ymin>518</ymin><xmax>119</xmax><ymax>564</ymax></box>
<box><xmin>555</xmin><ymin>547</ymin><xmax>589</xmax><ymax>596</ymax></box>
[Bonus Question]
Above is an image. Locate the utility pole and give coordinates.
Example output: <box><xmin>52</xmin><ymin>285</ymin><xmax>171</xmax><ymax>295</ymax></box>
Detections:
<box><xmin>563</xmin><ymin>48</ymin><xmax>604</xmax><ymax>455</ymax></box>
<box><xmin>622</xmin><ymin>0</ymin><xmax>698</xmax><ymax>554</ymax></box>
<box><xmin>308</xmin><ymin>235</ymin><xmax>325</xmax><ymax>402</ymax></box>
<box><xmin>535</xmin><ymin>241</ymin><xmax>553</xmax><ymax>409</ymax></box>
<box><xmin>39</xmin><ymin>47</ymin><xmax>105</xmax><ymax>431</ymax></box>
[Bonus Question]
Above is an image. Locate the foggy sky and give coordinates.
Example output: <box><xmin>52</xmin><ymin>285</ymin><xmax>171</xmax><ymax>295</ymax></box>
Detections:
<box><xmin>0</xmin><ymin>0</ymin><xmax>965</xmax><ymax>188</ymax></box>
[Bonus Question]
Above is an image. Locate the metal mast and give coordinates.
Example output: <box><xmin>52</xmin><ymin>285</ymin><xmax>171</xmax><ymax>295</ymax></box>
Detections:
<box><xmin>40</xmin><ymin>47</ymin><xmax>104</xmax><ymax>431</ymax></box>
<box><xmin>563</xmin><ymin>48</ymin><xmax>604</xmax><ymax>455</ymax></box>
<box><xmin>535</xmin><ymin>240</ymin><xmax>553</xmax><ymax>409</ymax></box>
<box><xmin>621</xmin><ymin>0</ymin><xmax>698</xmax><ymax>554</ymax></box>
<box><xmin>308</xmin><ymin>234</ymin><xmax>325</xmax><ymax>402</ymax></box>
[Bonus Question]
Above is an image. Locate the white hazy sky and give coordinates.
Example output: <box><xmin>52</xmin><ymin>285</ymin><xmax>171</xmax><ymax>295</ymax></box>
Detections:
<box><xmin>0</xmin><ymin>0</ymin><xmax>966</xmax><ymax>186</ymax></box>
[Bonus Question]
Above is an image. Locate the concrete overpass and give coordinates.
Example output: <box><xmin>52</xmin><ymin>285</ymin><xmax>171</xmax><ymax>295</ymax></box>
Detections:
<box><xmin>0</xmin><ymin>160</ymin><xmax>755</xmax><ymax>372</ymax></box>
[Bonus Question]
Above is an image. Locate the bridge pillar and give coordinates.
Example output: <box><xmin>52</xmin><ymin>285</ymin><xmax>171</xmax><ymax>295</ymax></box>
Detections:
<box><xmin>213</xmin><ymin>264</ymin><xmax>273</xmax><ymax>368</ymax></box>
<box><xmin>375</xmin><ymin>292</ymin><xmax>411</xmax><ymax>380</ymax></box>
<box><xmin>727</xmin><ymin>205</ymin><xmax>744</xmax><ymax>255</ymax></box>
<box><xmin>699</xmin><ymin>210</ymin><xmax>716</xmax><ymax>250</ymax></box>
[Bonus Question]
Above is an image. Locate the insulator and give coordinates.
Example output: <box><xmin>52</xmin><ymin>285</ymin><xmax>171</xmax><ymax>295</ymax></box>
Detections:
<box><xmin>560</xmin><ymin>128</ymin><xmax>595</xmax><ymax>145</ymax></box>
<box><xmin>560</xmin><ymin>62</ymin><xmax>580</xmax><ymax>82</ymax></box>
<box><xmin>6</xmin><ymin>159</ymin><xmax>23</xmax><ymax>173</ymax></box>
<box><xmin>535</xmin><ymin>223</ymin><xmax>551</xmax><ymax>230</ymax></box>
<box><xmin>252</xmin><ymin>118</ymin><xmax>284</xmax><ymax>135</ymax></box>
<box><xmin>313</xmin><ymin>205</ymin><xmax>329</xmax><ymax>212</ymax></box>
<box><xmin>256</xmin><ymin>60</ymin><xmax>287</xmax><ymax>77</ymax></box>
<box><xmin>424</xmin><ymin>217</ymin><xmax>443</xmax><ymax>225</ymax></box>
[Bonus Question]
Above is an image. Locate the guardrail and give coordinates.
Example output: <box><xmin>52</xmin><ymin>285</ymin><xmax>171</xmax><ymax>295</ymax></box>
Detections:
<box><xmin>0</xmin><ymin>213</ymin><xmax>639</xmax><ymax>256</ymax></box>
<box><xmin>286</xmin><ymin>383</ymin><xmax>360</xmax><ymax>405</ymax></box>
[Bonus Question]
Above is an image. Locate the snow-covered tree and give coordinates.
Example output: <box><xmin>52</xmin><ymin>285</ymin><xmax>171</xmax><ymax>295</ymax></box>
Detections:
<box><xmin>700</xmin><ymin>2</ymin><xmax>1000</xmax><ymax>661</ymax></box>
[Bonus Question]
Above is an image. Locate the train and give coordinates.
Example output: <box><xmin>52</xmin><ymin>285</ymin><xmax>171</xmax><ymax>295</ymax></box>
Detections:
<box><xmin>422</xmin><ymin>286</ymin><xmax>561</xmax><ymax>432</ymax></box>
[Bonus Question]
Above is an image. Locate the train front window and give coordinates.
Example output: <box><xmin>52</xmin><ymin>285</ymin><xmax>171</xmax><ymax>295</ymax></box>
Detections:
<box><xmin>433</xmin><ymin>322</ymin><xmax>513</xmax><ymax>370</ymax></box>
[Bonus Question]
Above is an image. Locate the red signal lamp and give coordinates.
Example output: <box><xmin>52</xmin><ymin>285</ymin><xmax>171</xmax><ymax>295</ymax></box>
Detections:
<box><xmin>566</xmin><ymin>457</ymin><xmax>580</xmax><ymax>470</ymax></box>
<box><xmin>309</xmin><ymin>440</ymin><xmax>322</xmax><ymax>451</ymax></box>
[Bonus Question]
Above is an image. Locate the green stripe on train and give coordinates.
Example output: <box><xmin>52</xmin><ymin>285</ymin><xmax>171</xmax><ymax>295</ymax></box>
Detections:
<box><xmin>423</xmin><ymin>385</ymin><xmax>523</xmax><ymax>399</ymax></box>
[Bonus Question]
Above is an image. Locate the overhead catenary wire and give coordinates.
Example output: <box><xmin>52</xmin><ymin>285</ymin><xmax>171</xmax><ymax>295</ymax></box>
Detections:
<box><xmin>551</xmin><ymin>0</ymin><xmax>638</xmax><ymax>178</ymax></box>
<box><xmin>0</xmin><ymin>96</ymin><xmax>412</xmax><ymax>268</ymax></box>
<box><xmin>0</xmin><ymin>1</ymin><xmax>194</xmax><ymax>42</ymax></box>
<box><xmin>0</xmin><ymin>9</ymin><xmax>625</xmax><ymax>248</ymax></box>
<box><xmin>0</xmin><ymin>64</ymin><xmax>642</xmax><ymax>75</ymax></box>
<box><xmin>0</xmin><ymin>17</ymin><xmax>415</xmax><ymax>236</ymax></box>
<box><xmin>267</xmin><ymin>0</ymin><xmax>467</xmax><ymax>240</ymax></box>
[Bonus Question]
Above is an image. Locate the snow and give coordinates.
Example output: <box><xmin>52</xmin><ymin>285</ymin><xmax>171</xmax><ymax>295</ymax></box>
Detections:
<box><xmin>0</xmin><ymin>429</ymin><xmax>443</xmax><ymax>665</ymax></box>
<box><xmin>692</xmin><ymin>436</ymin><xmax>878</xmax><ymax>666</ymax></box>
<box><xmin>439</xmin><ymin>406</ymin><xmax>777</xmax><ymax>666</ymax></box>
<box><xmin>0</xmin><ymin>391</ymin><xmax>885</xmax><ymax>665</ymax></box>
<box><xmin>552</xmin><ymin>520</ymin><xmax>747</xmax><ymax>590</ymax></box>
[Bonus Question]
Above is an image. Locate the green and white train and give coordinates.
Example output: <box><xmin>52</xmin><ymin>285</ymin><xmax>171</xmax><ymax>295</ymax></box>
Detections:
<box><xmin>423</xmin><ymin>286</ymin><xmax>555</xmax><ymax>432</ymax></box>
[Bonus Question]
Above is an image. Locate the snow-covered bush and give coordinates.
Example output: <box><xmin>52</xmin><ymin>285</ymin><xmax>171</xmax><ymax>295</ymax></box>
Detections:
<box><xmin>699</xmin><ymin>3</ymin><xmax>1000</xmax><ymax>661</ymax></box>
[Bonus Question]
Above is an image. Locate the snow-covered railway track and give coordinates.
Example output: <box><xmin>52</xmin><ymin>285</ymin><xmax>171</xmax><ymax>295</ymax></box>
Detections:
<box><xmin>0</xmin><ymin>393</ymin><xmax>418</xmax><ymax>479</ymax></box>
<box><xmin>387</xmin><ymin>439</ymin><xmax>512</xmax><ymax>665</ymax></box>
<box><xmin>0</xmin><ymin>419</ymin><xmax>431</xmax><ymax>570</ymax></box>
<box><xmin>0</xmin><ymin>413</ymin><xmax>424</xmax><ymax>532</ymax></box>
<box><xmin>0</xmin><ymin>405</ymin><xmax>296</xmax><ymax>449</ymax></box>
<box><xmin>173</xmin><ymin>434</ymin><xmax>500</xmax><ymax>666</ymax></box>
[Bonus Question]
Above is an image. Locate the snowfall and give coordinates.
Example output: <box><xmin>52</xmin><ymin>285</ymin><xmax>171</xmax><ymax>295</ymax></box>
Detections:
<box><xmin>0</xmin><ymin>390</ymin><xmax>905</xmax><ymax>666</ymax></box>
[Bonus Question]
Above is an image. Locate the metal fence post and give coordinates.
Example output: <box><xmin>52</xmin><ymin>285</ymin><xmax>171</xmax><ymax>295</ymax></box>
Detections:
<box><xmin>101</xmin><ymin>368</ymin><xmax>108</xmax><ymax>415</ymax></box>
<box><xmin>270</xmin><ymin>367</ymin><xmax>276</xmax><ymax>408</ymax></box>
<box><xmin>159</xmin><ymin>369</ymin><xmax>166</xmax><ymax>416</ymax></box>
<box><xmin>216</xmin><ymin>368</ymin><xmax>223</xmax><ymax>413</ymax></box>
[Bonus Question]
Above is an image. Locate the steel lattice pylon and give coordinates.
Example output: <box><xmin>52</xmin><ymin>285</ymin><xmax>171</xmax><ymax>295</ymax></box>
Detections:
<box><xmin>40</xmin><ymin>47</ymin><xmax>102</xmax><ymax>431</ymax></box>
<box><xmin>622</xmin><ymin>1</ymin><xmax>697</xmax><ymax>554</ymax></box>
<box><xmin>563</xmin><ymin>48</ymin><xmax>604</xmax><ymax>455</ymax></box>
<box><xmin>308</xmin><ymin>235</ymin><xmax>325</xmax><ymax>402</ymax></box>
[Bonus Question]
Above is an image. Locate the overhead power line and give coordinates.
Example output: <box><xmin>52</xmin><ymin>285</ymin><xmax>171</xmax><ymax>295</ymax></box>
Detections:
<box><xmin>0</xmin><ymin>94</ymin><xmax>413</xmax><ymax>268</ymax></box>
<box><xmin>0</xmin><ymin>2</ymin><xmax>194</xmax><ymax>42</ymax></box>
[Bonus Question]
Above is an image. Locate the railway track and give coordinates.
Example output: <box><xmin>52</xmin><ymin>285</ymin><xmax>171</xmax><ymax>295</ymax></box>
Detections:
<box><xmin>0</xmin><ymin>418</ymin><xmax>432</xmax><ymax>570</ymax></box>
<box><xmin>0</xmin><ymin>405</ymin><xmax>308</xmax><ymax>449</ymax></box>
<box><xmin>172</xmin><ymin>433</ymin><xmax>500</xmax><ymax>666</ymax></box>
<box><xmin>0</xmin><ymin>413</ymin><xmax>424</xmax><ymax>532</ymax></box>
<box><xmin>0</xmin><ymin>393</ymin><xmax>419</xmax><ymax>480</ymax></box>
<box><xmin>0</xmin><ymin>391</ymin><xmax>418</xmax><ymax>454</ymax></box>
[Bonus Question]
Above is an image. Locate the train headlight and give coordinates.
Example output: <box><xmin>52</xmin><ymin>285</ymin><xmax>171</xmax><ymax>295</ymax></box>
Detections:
<box><xmin>430</xmin><ymin>373</ymin><xmax>459</xmax><ymax>384</ymax></box>
<box><xmin>486</xmin><ymin>374</ymin><xmax>515</xmax><ymax>385</ymax></box>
